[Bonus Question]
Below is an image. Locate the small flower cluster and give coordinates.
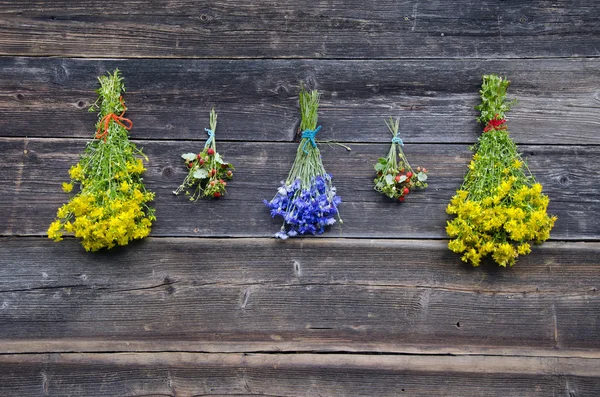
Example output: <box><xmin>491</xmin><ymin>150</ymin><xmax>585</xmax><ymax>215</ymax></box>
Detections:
<box><xmin>374</xmin><ymin>117</ymin><xmax>428</xmax><ymax>201</ymax></box>
<box><xmin>48</xmin><ymin>70</ymin><xmax>156</xmax><ymax>251</ymax></box>
<box><xmin>174</xmin><ymin>109</ymin><xmax>234</xmax><ymax>200</ymax></box>
<box><xmin>265</xmin><ymin>86</ymin><xmax>343</xmax><ymax>239</ymax></box>
<box><xmin>264</xmin><ymin>175</ymin><xmax>341</xmax><ymax>239</ymax></box>
<box><xmin>446</xmin><ymin>75</ymin><xmax>556</xmax><ymax>267</ymax></box>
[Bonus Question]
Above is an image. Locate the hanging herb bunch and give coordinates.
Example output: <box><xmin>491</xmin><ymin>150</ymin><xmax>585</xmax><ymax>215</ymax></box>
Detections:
<box><xmin>47</xmin><ymin>69</ymin><xmax>155</xmax><ymax>251</ymax></box>
<box><xmin>264</xmin><ymin>86</ymin><xmax>344</xmax><ymax>239</ymax></box>
<box><xmin>446</xmin><ymin>74</ymin><xmax>557</xmax><ymax>267</ymax></box>
<box><xmin>174</xmin><ymin>108</ymin><xmax>234</xmax><ymax>200</ymax></box>
<box><xmin>374</xmin><ymin>117</ymin><xmax>428</xmax><ymax>202</ymax></box>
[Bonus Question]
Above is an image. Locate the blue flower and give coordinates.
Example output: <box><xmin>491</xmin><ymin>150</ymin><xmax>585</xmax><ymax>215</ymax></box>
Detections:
<box><xmin>265</xmin><ymin>175</ymin><xmax>342</xmax><ymax>238</ymax></box>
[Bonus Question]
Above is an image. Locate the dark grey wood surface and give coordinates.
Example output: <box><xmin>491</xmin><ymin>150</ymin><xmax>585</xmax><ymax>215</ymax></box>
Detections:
<box><xmin>0</xmin><ymin>1</ymin><xmax>599</xmax><ymax>396</ymax></box>
<box><xmin>0</xmin><ymin>1</ymin><xmax>599</xmax><ymax>59</ymax></box>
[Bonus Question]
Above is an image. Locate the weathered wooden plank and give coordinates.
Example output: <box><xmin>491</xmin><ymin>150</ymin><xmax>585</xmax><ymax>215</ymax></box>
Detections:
<box><xmin>1</xmin><ymin>57</ymin><xmax>599</xmax><ymax>144</ymax></box>
<box><xmin>0</xmin><ymin>238</ymin><xmax>598</xmax><ymax>354</ymax></box>
<box><xmin>1</xmin><ymin>1</ymin><xmax>599</xmax><ymax>59</ymax></box>
<box><xmin>1</xmin><ymin>353</ymin><xmax>599</xmax><ymax>397</ymax></box>
<box><xmin>0</xmin><ymin>138</ymin><xmax>597</xmax><ymax>239</ymax></box>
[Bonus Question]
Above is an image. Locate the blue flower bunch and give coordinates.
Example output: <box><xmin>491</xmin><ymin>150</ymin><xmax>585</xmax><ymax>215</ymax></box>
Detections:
<box><xmin>265</xmin><ymin>86</ymin><xmax>343</xmax><ymax>239</ymax></box>
<box><xmin>265</xmin><ymin>174</ymin><xmax>341</xmax><ymax>239</ymax></box>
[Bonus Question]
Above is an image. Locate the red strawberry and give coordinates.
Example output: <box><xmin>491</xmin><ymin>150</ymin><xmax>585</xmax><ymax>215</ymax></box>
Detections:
<box><xmin>211</xmin><ymin>169</ymin><xmax>217</xmax><ymax>176</ymax></box>
<box><xmin>197</xmin><ymin>153</ymin><xmax>202</xmax><ymax>159</ymax></box>
<box><xmin>221</xmin><ymin>163</ymin><xmax>228</xmax><ymax>169</ymax></box>
<box><xmin>406</xmin><ymin>171</ymin><xmax>413</xmax><ymax>179</ymax></box>
<box><xmin>187</xmin><ymin>162</ymin><xmax>193</xmax><ymax>168</ymax></box>
<box><xmin>210</xmin><ymin>181</ymin><xmax>216</xmax><ymax>187</ymax></box>
<box><xmin>199</xmin><ymin>159</ymin><xmax>205</xmax><ymax>166</ymax></box>
<box><xmin>403</xmin><ymin>187</ymin><xmax>410</xmax><ymax>195</ymax></box>
<box><xmin>423</xmin><ymin>168</ymin><xmax>428</xmax><ymax>173</ymax></box>
<box><xmin>207</xmin><ymin>148</ymin><xmax>215</xmax><ymax>156</ymax></box>
<box><xmin>213</xmin><ymin>192</ymin><xmax>221</xmax><ymax>198</ymax></box>
<box><xmin>399</xmin><ymin>196</ymin><xmax>405</xmax><ymax>202</ymax></box>
<box><xmin>395</xmin><ymin>175</ymin><xmax>401</xmax><ymax>183</ymax></box>
<box><xmin>226</xmin><ymin>170</ymin><xmax>233</xmax><ymax>178</ymax></box>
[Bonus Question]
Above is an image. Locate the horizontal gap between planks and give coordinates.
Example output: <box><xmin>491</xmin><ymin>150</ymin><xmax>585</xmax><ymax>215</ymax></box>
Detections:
<box><xmin>2</xmin><ymin>235</ymin><xmax>599</xmax><ymax>242</ymax></box>
<box><xmin>1</xmin><ymin>136</ymin><xmax>600</xmax><ymax>147</ymax></box>
<box><xmin>1</xmin><ymin>54</ymin><xmax>600</xmax><ymax>61</ymax></box>
<box><xmin>1</xmin><ymin>342</ymin><xmax>600</xmax><ymax>361</ymax></box>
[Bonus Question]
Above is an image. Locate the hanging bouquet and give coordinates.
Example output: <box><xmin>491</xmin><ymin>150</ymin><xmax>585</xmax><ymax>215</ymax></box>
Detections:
<box><xmin>174</xmin><ymin>108</ymin><xmax>234</xmax><ymax>200</ymax></box>
<box><xmin>446</xmin><ymin>74</ymin><xmax>556</xmax><ymax>267</ymax></box>
<box><xmin>47</xmin><ymin>69</ymin><xmax>155</xmax><ymax>251</ymax></box>
<box><xmin>264</xmin><ymin>86</ymin><xmax>342</xmax><ymax>239</ymax></box>
<box><xmin>374</xmin><ymin>117</ymin><xmax>428</xmax><ymax>202</ymax></box>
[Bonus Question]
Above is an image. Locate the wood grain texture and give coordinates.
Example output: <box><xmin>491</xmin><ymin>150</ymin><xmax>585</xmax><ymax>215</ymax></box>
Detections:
<box><xmin>1</xmin><ymin>353</ymin><xmax>600</xmax><ymax>397</ymax></box>
<box><xmin>1</xmin><ymin>57</ymin><xmax>599</xmax><ymax>144</ymax></box>
<box><xmin>0</xmin><ymin>353</ymin><xmax>600</xmax><ymax>397</ymax></box>
<box><xmin>1</xmin><ymin>1</ymin><xmax>599</xmax><ymax>59</ymax></box>
<box><xmin>0</xmin><ymin>138</ymin><xmax>597</xmax><ymax>239</ymax></box>
<box><xmin>0</xmin><ymin>238</ymin><xmax>598</xmax><ymax>353</ymax></box>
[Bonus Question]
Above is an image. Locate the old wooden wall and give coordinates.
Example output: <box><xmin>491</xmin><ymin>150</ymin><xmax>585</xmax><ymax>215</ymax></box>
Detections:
<box><xmin>1</xmin><ymin>1</ymin><xmax>599</xmax><ymax>396</ymax></box>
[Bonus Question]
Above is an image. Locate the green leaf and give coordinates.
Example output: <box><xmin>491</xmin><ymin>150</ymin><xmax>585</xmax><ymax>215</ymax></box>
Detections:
<box><xmin>193</xmin><ymin>169</ymin><xmax>209</xmax><ymax>179</ymax></box>
<box><xmin>397</xmin><ymin>175</ymin><xmax>407</xmax><ymax>183</ymax></box>
<box><xmin>375</xmin><ymin>181</ymin><xmax>384</xmax><ymax>189</ymax></box>
<box><xmin>214</xmin><ymin>153</ymin><xmax>224</xmax><ymax>164</ymax></box>
<box><xmin>181</xmin><ymin>153</ymin><xmax>197</xmax><ymax>162</ymax></box>
<box><xmin>374</xmin><ymin>162</ymin><xmax>386</xmax><ymax>172</ymax></box>
<box><xmin>385</xmin><ymin>174</ymin><xmax>394</xmax><ymax>185</ymax></box>
<box><xmin>418</xmin><ymin>172</ymin><xmax>428</xmax><ymax>182</ymax></box>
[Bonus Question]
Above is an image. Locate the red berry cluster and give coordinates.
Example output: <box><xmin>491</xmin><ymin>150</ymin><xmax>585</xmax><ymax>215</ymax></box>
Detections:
<box><xmin>179</xmin><ymin>147</ymin><xmax>234</xmax><ymax>200</ymax></box>
<box><xmin>374</xmin><ymin>161</ymin><xmax>428</xmax><ymax>202</ymax></box>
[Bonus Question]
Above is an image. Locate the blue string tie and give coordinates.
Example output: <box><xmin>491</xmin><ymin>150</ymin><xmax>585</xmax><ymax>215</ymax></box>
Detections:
<box><xmin>391</xmin><ymin>136</ymin><xmax>404</xmax><ymax>146</ymax></box>
<box><xmin>301</xmin><ymin>125</ymin><xmax>321</xmax><ymax>154</ymax></box>
<box><xmin>204</xmin><ymin>128</ymin><xmax>215</xmax><ymax>148</ymax></box>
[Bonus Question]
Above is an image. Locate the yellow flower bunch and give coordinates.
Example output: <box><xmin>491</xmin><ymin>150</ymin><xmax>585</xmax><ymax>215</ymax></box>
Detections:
<box><xmin>446</xmin><ymin>75</ymin><xmax>556</xmax><ymax>267</ymax></box>
<box><xmin>48</xmin><ymin>70</ymin><xmax>155</xmax><ymax>251</ymax></box>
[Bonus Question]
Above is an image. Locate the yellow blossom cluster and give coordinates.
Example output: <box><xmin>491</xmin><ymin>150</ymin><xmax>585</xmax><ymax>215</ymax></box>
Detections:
<box><xmin>447</xmin><ymin>174</ymin><xmax>556</xmax><ymax>267</ymax></box>
<box><xmin>48</xmin><ymin>159</ymin><xmax>155</xmax><ymax>252</ymax></box>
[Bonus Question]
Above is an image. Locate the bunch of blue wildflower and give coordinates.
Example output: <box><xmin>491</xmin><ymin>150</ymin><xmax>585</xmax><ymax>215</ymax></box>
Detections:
<box><xmin>446</xmin><ymin>75</ymin><xmax>556</xmax><ymax>267</ymax></box>
<box><xmin>264</xmin><ymin>86</ymin><xmax>343</xmax><ymax>239</ymax></box>
<box><xmin>174</xmin><ymin>108</ymin><xmax>234</xmax><ymax>200</ymax></box>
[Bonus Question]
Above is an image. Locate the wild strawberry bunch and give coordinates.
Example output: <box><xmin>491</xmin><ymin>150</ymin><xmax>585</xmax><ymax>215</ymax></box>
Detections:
<box><xmin>47</xmin><ymin>70</ymin><xmax>155</xmax><ymax>251</ymax></box>
<box><xmin>374</xmin><ymin>117</ymin><xmax>428</xmax><ymax>202</ymax></box>
<box><xmin>446</xmin><ymin>75</ymin><xmax>557</xmax><ymax>267</ymax></box>
<box><xmin>264</xmin><ymin>86</ymin><xmax>343</xmax><ymax>239</ymax></box>
<box><xmin>174</xmin><ymin>108</ymin><xmax>234</xmax><ymax>200</ymax></box>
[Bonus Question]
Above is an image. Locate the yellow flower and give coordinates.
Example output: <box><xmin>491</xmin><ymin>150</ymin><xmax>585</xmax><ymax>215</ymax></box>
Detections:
<box><xmin>62</xmin><ymin>182</ymin><xmax>73</xmax><ymax>193</ymax></box>
<box><xmin>120</xmin><ymin>180</ymin><xmax>130</xmax><ymax>193</ymax></box>
<box><xmin>69</xmin><ymin>164</ymin><xmax>84</xmax><ymax>180</ymax></box>
<box><xmin>517</xmin><ymin>243</ymin><xmax>531</xmax><ymax>255</ymax></box>
<box><xmin>47</xmin><ymin>220</ymin><xmax>63</xmax><ymax>242</ymax></box>
<box><xmin>512</xmin><ymin>159</ymin><xmax>522</xmax><ymax>169</ymax></box>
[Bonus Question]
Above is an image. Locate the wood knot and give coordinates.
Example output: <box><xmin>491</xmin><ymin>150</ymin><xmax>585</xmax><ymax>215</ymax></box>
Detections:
<box><xmin>162</xmin><ymin>166</ymin><xmax>174</xmax><ymax>179</ymax></box>
<box><xmin>277</xmin><ymin>85</ymin><xmax>289</xmax><ymax>97</ymax></box>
